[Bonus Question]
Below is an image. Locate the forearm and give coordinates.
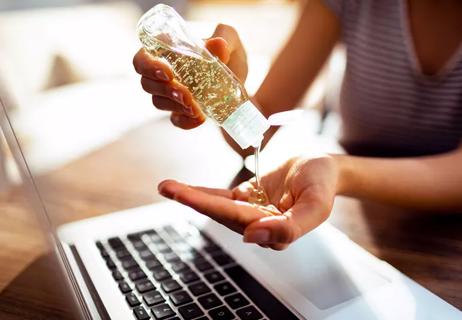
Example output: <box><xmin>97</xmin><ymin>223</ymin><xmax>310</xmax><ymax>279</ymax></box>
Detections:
<box><xmin>254</xmin><ymin>0</ymin><xmax>340</xmax><ymax>116</ymax></box>
<box><xmin>334</xmin><ymin>147</ymin><xmax>462</xmax><ymax>211</ymax></box>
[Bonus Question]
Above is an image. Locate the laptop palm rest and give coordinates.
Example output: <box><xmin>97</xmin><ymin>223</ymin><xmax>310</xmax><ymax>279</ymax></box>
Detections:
<box><xmin>248</xmin><ymin>225</ymin><xmax>389</xmax><ymax>310</ymax></box>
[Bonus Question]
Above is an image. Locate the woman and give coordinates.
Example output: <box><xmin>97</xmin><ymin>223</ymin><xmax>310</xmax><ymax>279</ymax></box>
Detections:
<box><xmin>133</xmin><ymin>0</ymin><xmax>462</xmax><ymax>250</ymax></box>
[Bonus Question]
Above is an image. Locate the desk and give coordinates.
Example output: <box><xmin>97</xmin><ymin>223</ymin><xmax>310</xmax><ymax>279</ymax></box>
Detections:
<box><xmin>0</xmin><ymin>117</ymin><xmax>461</xmax><ymax>319</ymax></box>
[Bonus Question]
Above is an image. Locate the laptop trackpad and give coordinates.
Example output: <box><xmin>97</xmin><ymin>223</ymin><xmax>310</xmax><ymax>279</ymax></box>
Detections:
<box><xmin>250</xmin><ymin>226</ymin><xmax>389</xmax><ymax>310</ymax></box>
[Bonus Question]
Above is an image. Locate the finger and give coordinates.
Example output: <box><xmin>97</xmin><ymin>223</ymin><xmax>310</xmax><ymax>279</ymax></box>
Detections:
<box><xmin>243</xmin><ymin>214</ymin><xmax>300</xmax><ymax>244</ymax></box>
<box><xmin>133</xmin><ymin>48</ymin><xmax>173</xmax><ymax>81</ymax></box>
<box><xmin>278</xmin><ymin>191</ymin><xmax>294</xmax><ymax>212</ymax></box>
<box><xmin>243</xmin><ymin>193</ymin><xmax>330</xmax><ymax>245</ymax></box>
<box><xmin>158</xmin><ymin>180</ymin><xmax>266</xmax><ymax>233</ymax></box>
<box><xmin>211</xmin><ymin>24</ymin><xmax>240</xmax><ymax>55</ymax></box>
<box><xmin>143</xmin><ymin>77</ymin><xmax>204</xmax><ymax>120</ymax></box>
<box><xmin>268</xmin><ymin>243</ymin><xmax>289</xmax><ymax>251</ymax></box>
<box><xmin>208</xmin><ymin>24</ymin><xmax>247</xmax><ymax>81</ymax></box>
<box><xmin>151</xmin><ymin>96</ymin><xmax>190</xmax><ymax>114</ymax></box>
<box><xmin>141</xmin><ymin>77</ymin><xmax>193</xmax><ymax>105</ymax></box>
<box><xmin>141</xmin><ymin>77</ymin><xmax>174</xmax><ymax>97</ymax></box>
<box><xmin>170</xmin><ymin>112</ymin><xmax>205</xmax><ymax>129</ymax></box>
<box><xmin>190</xmin><ymin>185</ymin><xmax>234</xmax><ymax>199</ymax></box>
<box><xmin>232</xmin><ymin>181</ymin><xmax>256</xmax><ymax>201</ymax></box>
<box><xmin>205</xmin><ymin>37</ymin><xmax>230</xmax><ymax>63</ymax></box>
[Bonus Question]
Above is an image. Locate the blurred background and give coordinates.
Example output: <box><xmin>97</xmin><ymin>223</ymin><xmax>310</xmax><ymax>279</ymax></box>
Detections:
<box><xmin>0</xmin><ymin>0</ymin><xmax>344</xmax><ymax>185</ymax></box>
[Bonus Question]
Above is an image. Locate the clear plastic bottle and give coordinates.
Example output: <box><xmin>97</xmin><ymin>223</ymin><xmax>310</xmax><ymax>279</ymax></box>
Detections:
<box><xmin>137</xmin><ymin>4</ymin><xmax>269</xmax><ymax>149</ymax></box>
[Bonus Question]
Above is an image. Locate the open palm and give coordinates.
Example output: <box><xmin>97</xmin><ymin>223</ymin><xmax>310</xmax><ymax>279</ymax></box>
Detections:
<box><xmin>158</xmin><ymin>156</ymin><xmax>339</xmax><ymax>250</ymax></box>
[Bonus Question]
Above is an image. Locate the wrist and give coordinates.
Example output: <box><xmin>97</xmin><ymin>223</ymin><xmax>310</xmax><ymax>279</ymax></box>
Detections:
<box><xmin>331</xmin><ymin>154</ymin><xmax>355</xmax><ymax>196</ymax></box>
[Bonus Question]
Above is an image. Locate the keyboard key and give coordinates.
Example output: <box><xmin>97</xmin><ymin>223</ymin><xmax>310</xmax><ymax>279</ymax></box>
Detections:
<box><xmin>162</xmin><ymin>226</ymin><xmax>183</xmax><ymax>242</ymax></box>
<box><xmin>139</xmin><ymin>249</ymin><xmax>156</xmax><ymax>261</ymax></box>
<box><xmin>145</xmin><ymin>259</ymin><xmax>162</xmax><ymax>270</ymax></box>
<box><xmin>236</xmin><ymin>306</ymin><xmax>263</xmax><ymax>320</ymax></box>
<box><xmin>116</xmin><ymin>249</ymin><xmax>132</xmax><ymax>260</ymax></box>
<box><xmin>188</xmin><ymin>281</ymin><xmax>210</xmax><ymax>296</ymax></box>
<box><xmin>181</xmin><ymin>249</ymin><xmax>203</xmax><ymax>261</ymax></box>
<box><xmin>169</xmin><ymin>290</ymin><xmax>193</xmax><ymax>306</ymax></box>
<box><xmin>119</xmin><ymin>281</ymin><xmax>132</xmax><ymax>293</ymax></box>
<box><xmin>211</xmin><ymin>253</ymin><xmax>234</xmax><ymax>266</ymax></box>
<box><xmin>224</xmin><ymin>265</ymin><xmax>298</xmax><ymax>320</ymax></box>
<box><xmin>112</xmin><ymin>270</ymin><xmax>124</xmax><ymax>281</ymax></box>
<box><xmin>214</xmin><ymin>282</ymin><xmax>237</xmax><ymax>296</ymax></box>
<box><xmin>198</xmin><ymin>293</ymin><xmax>222</xmax><ymax>309</ymax></box>
<box><xmin>162</xmin><ymin>252</ymin><xmax>179</xmax><ymax>262</ymax></box>
<box><xmin>126</xmin><ymin>292</ymin><xmax>141</xmax><ymax>307</ymax></box>
<box><xmin>127</xmin><ymin>232</ymin><xmax>142</xmax><ymax>242</ymax></box>
<box><xmin>136</xmin><ymin>279</ymin><xmax>155</xmax><ymax>293</ymax></box>
<box><xmin>106</xmin><ymin>258</ymin><xmax>116</xmax><ymax>270</ymax></box>
<box><xmin>160</xmin><ymin>279</ymin><xmax>181</xmax><ymax>293</ymax></box>
<box><xmin>133</xmin><ymin>240</ymin><xmax>148</xmax><ymax>251</ymax></box>
<box><xmin>209</xmin><ymin>305</ymin><xmax>234</xmax><ymax>320</ymax></box>
<box><xmin>143</xmin><ymin>291</ymin><xmax>165</xmax><ymax>306</ymax></box>
<box><xmin>178</xmin><ymin>303</ymin><xmax>204</xmax><ymax>319</ymax></box>
<box><xmin>128</xmin><ymin>269</ymin><xmax>147</xmax><ymax>281</ymax></box>
<box><xmin>140</xmin><ymin>229</ymin><xmax>157</xmax><ymax>236</ymax></box>
<box><xmin>122</xmin><ymin>259</ymin><xmax>139</xmax><ymax>270</ymax></box>
<box><xmin>133</xmin><ymin>306</ymin><xmax>151</xmax><ymax>320</ymax></box>
<box><xmin>179</xmin><ymin>270</ymin><xmax>199</xmax><ymax>284</ymax></box>
<box><xmin>151</xmin><ymin>303</ymin><xmax>175</xmax><ymax>319</ymax></box>
<box><xmin>204</xmin><ymin>271</ymin><xmax>224</xmax><ymax>284</ymax></box>
<box><xmin>170</xmin><ymin>261</ymin><xmax>189</xmax><ymax>273</ymax></box>
<box><xmin>225</xmin><ymin>293</ymin><xmax>249</xmax><ymax>309</ymax></box>
<box><xmin>96</xmin><ymin>241</ymin><xmax>104</xmax><ymax>250</ymax></box>
<box><xmin>174</xmin><ymin>242</ymin><xmax>192</xmax><ymax>253</ymax></box>
<box><xmin>203</xmin><ymin>243</ymin><xmax>221</xmax><ymax>254</ymax></box>
<box><xmin>150</xmin><ymin>234</ymin><xmax>164</xmax><ymax>243</ymax></box>
<box><xmin>100</xmin><ymin>248</ymin><xmax>110</xmax><ymax>258</ymax></box>
<box><xmin>152</xmin><ymin>267</ymin><xmax>171</xmax><ymax>281</ymax></box>
<box><xmin>108</xmin><ymin>237</ymin><xmax>125</xmax><ymax>249</ymax></box>
<box><xmin>195</xmin><ymin>259</ymin><xmax>213</xmax><ymax>272</ymax></box>
<box><xmin>155</xmin><ymin>243</ymin><xmax>172</xmax><ymax>253</ymax></box>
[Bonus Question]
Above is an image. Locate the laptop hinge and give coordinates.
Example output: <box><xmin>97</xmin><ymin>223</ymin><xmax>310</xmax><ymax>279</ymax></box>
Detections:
<box><xmin>70</xmin><ymin>244</ymin><xmax>111</xmax><ymax>320</ymax></box>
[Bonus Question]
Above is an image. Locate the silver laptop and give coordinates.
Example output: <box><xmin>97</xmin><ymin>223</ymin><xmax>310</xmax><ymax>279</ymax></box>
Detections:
<box><xmin>0</xmin><ymin>90</ymin><xmax>460</xmax><ymax>320</ymax></box>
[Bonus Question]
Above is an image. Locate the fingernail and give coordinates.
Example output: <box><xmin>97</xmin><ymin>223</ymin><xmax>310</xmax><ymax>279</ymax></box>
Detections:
<box><xmin>155</xmin><ymin>69</ymin><xmax>169</xmax><ymax>81</ymax></box>
<box><xmin>171</xmin><ymin>90</ymin><xmax>183</xmax><ymax>104</ymax></box>
<box><xmin>158</xmin><ymin>180</ymin><xmax>175</xmax><ymax>199</ymax></box>
<box><xmin>244</xmin><ymin>229</ymin><xmax>271</xmax><ymax>243</ymax></box>
<box><xmin>158</xmin><ymin>184</ymin><xmax>172</xmax><ymax>199</ymax></box>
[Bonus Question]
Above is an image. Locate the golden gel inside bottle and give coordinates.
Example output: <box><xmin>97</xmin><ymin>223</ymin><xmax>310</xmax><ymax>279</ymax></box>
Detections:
<box><xmin>137</xmin><ymin>4</ymin><xmax>269</xmax><ymax>149</ymax></box>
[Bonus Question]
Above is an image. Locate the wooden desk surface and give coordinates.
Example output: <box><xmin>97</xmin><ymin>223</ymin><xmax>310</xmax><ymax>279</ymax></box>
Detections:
<box><xmin>0</xmin><ymin>117</ymin><xmax>461</xmax><ymax>319</ymax></box>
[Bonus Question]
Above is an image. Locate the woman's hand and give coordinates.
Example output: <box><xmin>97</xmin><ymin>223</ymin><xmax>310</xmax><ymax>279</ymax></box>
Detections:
<box><xmin>158</xmin><ymin>155</ymin><xmax>342</xmax><ymax>250</ymax></box>
<box><xmin>133</xmin><ymin>24</ymin><xmax>248</xmax><ymax>129</ymax></box>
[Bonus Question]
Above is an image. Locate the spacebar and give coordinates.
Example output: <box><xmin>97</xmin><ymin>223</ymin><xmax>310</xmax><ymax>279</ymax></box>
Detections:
<box><xmin>224</xmin><ymin>265</ymin><xmax>299</xmax><ymax>319</ymax></box>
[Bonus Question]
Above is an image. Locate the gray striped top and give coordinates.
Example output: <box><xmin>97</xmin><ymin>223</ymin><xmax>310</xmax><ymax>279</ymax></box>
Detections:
<box><xmin>323</xmin><ymin>0</ymin><xmax>462</xmax><ymax>157</ymax></box>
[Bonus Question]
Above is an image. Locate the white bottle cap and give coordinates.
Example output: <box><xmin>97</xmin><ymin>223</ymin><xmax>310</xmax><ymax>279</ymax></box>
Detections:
<box><xmin>221</xmin><ymin>100</ymin><xmax>270</xmax><ymax>149</ymax></box>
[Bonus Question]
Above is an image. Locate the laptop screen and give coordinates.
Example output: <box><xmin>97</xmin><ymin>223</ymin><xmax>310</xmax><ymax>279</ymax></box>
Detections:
<box><xmin>0</xmin><ymin>75</ymin><xmax>241</xmax><ymax>235</ymax></box>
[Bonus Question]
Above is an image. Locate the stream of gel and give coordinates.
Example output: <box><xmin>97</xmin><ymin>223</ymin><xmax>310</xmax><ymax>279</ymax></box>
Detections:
<box><xmin>248</xmin><ymin>144</ymin><xmax>269</xmax><ymax>206</ymax></box>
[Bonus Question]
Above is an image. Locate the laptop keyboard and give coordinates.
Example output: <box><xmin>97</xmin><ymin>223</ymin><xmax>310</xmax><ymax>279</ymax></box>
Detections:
<box><xmin>95</xmin><ymin>224</ymin><xmax>298</xmax><ymax>320</ymax></box>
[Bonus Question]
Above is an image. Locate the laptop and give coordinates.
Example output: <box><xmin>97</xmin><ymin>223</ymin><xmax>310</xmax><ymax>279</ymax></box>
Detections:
<box><xmin>0</xmin><ymin>92</ymin><xmax>460</xmax><ymax>320</ymax></box>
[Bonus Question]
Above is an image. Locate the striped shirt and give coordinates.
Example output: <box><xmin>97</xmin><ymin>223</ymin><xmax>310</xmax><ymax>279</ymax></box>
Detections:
<box><xmin>323</xmin><ymin>0</ymin><xmax>462</xmax><ymax>157</ymax></box>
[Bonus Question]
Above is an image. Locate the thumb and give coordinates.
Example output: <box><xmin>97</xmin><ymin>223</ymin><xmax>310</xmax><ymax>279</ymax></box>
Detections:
<box><xmin>205</xmin><ymin>23</ymin><xmax>247</xmax><ymax>81</ymax></box>
<box><xmin>243</xmin><ymin>195</ymin><xmax>330</xmax><ymax>245</ymax></box>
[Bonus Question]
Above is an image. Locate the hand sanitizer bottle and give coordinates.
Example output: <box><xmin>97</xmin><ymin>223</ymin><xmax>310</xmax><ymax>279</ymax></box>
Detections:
<box><xmin>137</xmin><ymin>4</ymin><xmax>269</xmax><ymax>149</ymax></box>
